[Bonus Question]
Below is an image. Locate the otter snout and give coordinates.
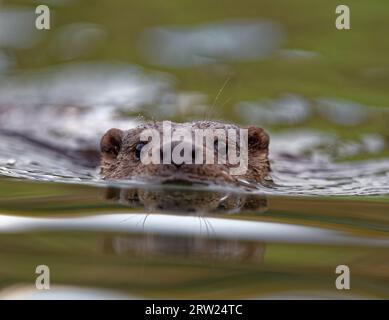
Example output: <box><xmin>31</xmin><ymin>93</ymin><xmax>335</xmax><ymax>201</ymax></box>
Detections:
<box><xmin>158</xmin><ymin>140</ymin><xmax>203</xmax><ymax>168</ymax></box>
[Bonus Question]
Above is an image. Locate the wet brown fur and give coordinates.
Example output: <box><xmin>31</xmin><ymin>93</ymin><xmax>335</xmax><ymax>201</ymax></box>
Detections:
<box><xmin>100</xmin><ymin>121</ymin><xmax>271</xmax><ymax>186</ymax></box>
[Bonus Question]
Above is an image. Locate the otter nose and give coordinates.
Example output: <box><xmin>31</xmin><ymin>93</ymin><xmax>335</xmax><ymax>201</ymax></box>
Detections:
<box><xmin>171</xmin><ymin>140</ymin><xmax>197</xmax><ymax>168</ymax></box>
<box><xmin>161</xmin><ymin>140</ymin><xmax>200</xmax><ymax>167</ymax></box>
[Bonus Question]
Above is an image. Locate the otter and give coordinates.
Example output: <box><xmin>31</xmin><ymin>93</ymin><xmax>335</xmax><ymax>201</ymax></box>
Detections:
<box><xmin>100</xmin><ymin>121</ymin><xmax>271</xmax><ymax>185</ymax></box>
<box><xmin>100</xmin><ymin>121</ymin><xmax>271</xmax><ymax>212</ymax></box>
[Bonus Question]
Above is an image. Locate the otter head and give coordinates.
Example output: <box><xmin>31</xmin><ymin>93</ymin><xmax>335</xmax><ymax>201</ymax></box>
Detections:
<box><xmin>100</xmin><ymin>121</ymin><xmax>271</xmax><ymax>186</ymax></box>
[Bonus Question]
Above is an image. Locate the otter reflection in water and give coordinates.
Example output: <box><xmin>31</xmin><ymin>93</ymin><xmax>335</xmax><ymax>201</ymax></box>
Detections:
<box><xmin>104</xmin><ymin>185</ymin><xmax>268</xmax><ymax>213</ymax></box>
<box><xmin>102</xmin><ymin>185</ymin><xmax>268</xmax><ymax>264</ymax></box>
<box><xmin>102</xmin><ymin>234</ymin><xmax>266</xmax><ymax>264</ymax></box>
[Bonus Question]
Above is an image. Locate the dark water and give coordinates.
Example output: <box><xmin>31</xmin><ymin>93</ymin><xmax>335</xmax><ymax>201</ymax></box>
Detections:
<box><xmin>1</xmin><ymin>1</ymin><xmax>389</xmax><ymax>299</ymax></box>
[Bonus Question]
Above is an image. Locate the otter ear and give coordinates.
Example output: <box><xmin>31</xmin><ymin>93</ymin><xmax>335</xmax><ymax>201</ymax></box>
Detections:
<box><xmin>100</xmin><ymin>128</ymin><xmax>123</xmax><ymax>162</ymax></box>
<box><xmin>247</xmin><ymin>126</ymin><xmax>269</xmax><ymax>151</ymax></box>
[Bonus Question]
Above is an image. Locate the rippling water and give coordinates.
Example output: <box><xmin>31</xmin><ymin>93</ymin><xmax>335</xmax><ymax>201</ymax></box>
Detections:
<box><xmin>1</xmin><ymin>123</ymin><xmax>388</xmax><ymax>196</ymax></box>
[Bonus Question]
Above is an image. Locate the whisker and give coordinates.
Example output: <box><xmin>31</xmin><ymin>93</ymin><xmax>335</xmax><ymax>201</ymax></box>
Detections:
<box><xmin>142</xmin><ymin>213</ymin><xmax>150</xmax><ymax>231</ymax></box>
<box><xmin>204</xmin><ymin>217</ymin><xmax>215</xmax><ymax>234</ymax></box>
<box><xmin>201</xmin><ymin>216</ymin><xmax>210</xmax><ymax>237</ymax></box>
<box><xmin>204</xmin><ymin>75</ymin><xmax>231</xmax><ymax>121</ymax></box>
<box><xmin>120</xmin><ymin>214</ymin><xmax>140</xmax><ymax>224</ymax></box>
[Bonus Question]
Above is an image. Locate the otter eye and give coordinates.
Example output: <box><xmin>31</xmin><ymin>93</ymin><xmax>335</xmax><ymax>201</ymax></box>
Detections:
<box><xmin>135</xmin><ymin>142</ymin><xmax>146</xmax><ymax>160</ymax></box>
